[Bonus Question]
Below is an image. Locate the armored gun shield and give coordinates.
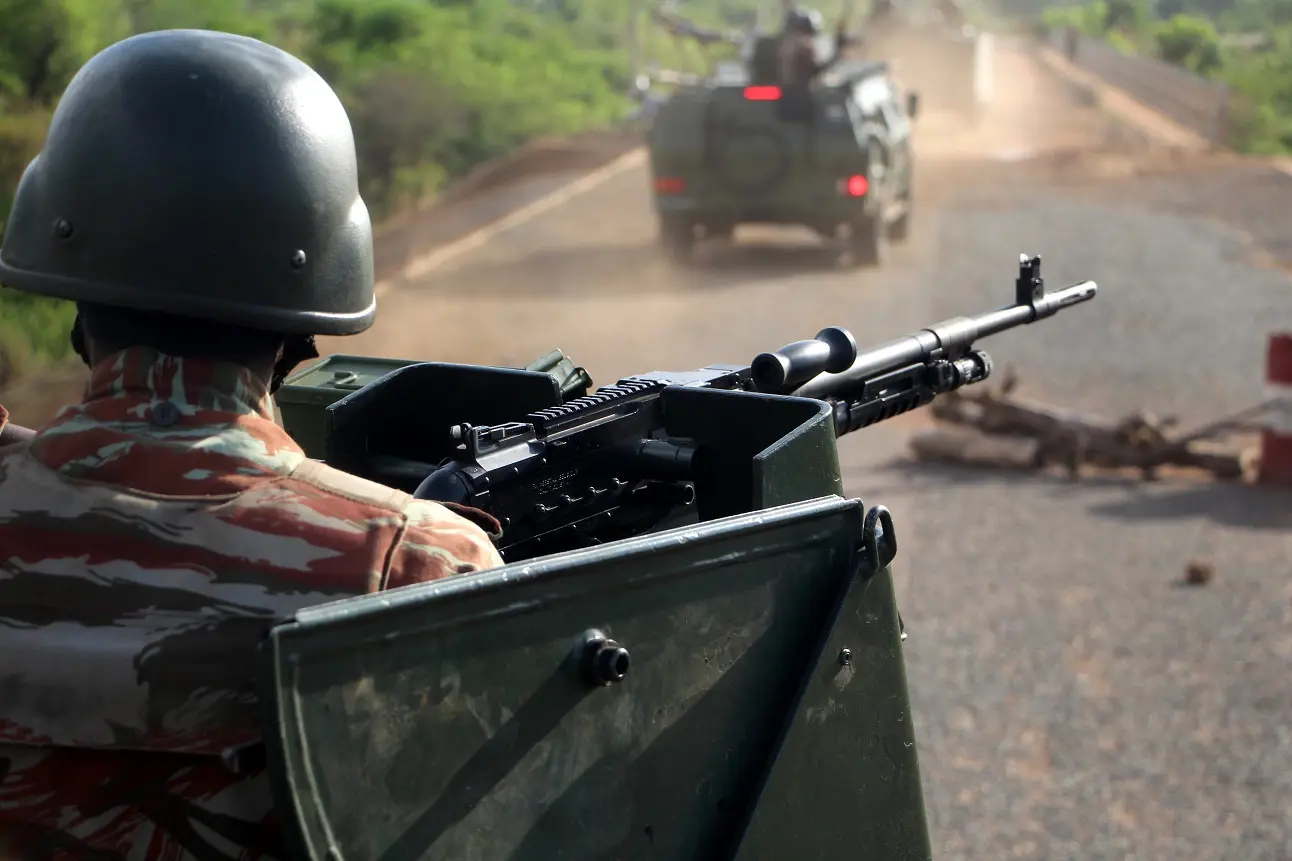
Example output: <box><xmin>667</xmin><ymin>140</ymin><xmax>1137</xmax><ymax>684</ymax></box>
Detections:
<box><xmin>261</xmin><ymin>496</ymin><xmax>931</xmax><ymax>861</ymax></box>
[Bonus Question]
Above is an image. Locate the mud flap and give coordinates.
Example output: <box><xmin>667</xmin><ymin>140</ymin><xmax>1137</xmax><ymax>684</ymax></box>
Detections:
<box><xmin>260</xmin><ymin>496</ymin><xmax>931</xmax><ymax>861</ymax></box>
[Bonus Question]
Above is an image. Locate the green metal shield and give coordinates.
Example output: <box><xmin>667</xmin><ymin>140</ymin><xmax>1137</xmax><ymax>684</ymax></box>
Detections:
<box><xmin>261</xmin><ymin>495</ymin><xmax>930</xmax><ymax>861</ymax></box>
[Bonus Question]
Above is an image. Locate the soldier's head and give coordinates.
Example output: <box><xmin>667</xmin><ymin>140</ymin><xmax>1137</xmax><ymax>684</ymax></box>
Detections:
<box><xmin>0</xmin><ymin>29</ymin><xmax>376</xmax><ymax>392</ymax></box>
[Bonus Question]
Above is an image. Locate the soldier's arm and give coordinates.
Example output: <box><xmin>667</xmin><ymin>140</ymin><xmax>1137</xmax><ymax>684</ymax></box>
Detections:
<box><xmin>817</xmin><ymin>29</ymin><xmax>850</xmax><ymax>76</ymax></box>
<box><xmin>381</xmin><ymin>499</ymin><xmax>506</xmax><ymax>590</ymax></box>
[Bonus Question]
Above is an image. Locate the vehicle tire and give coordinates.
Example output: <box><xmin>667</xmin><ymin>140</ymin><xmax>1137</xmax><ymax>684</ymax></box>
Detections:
<box><xmin>658</xmin><ymin>216</ymin><xmax>695</xmax><ymax>262</ymax></box>
<box><xmin>849</xmin><ymin>212</ymin><xmax>886</xmax><ymax>268</ymax></box>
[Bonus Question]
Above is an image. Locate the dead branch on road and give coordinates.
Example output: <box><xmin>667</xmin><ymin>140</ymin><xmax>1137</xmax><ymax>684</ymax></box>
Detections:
<box><xmin>907</xmin><ymin>380</ymin><xmax>1267</xmax><ymax>481</ymax></box>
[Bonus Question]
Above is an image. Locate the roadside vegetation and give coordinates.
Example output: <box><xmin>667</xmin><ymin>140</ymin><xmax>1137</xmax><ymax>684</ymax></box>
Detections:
<box><xmin>1036</xmin><ymin>0</ymin><xmax>1292</xmax><ymax>153</ymax></box>
<box><xmin>0</xmin><ymin>0</ymin><xmax>758</xmax><ymax>387</ymax></box>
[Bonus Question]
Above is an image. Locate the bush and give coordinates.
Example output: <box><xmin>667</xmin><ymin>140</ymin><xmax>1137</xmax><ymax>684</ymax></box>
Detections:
<box><xmin>0</xmin><ymin>107</ymin><xmax>49</xmax><ymax>236</ymax></box>
<box><xmin>0</xmin><ymin>291</ymin><xmax>76</xmax><ymax>387</ymax></box>
<box><xmin>1042</xmin><ymin>2</ymin><xmax>1110</xmax><ymax>38</ymax></box>
<box><xmin>1040</xmin><ymin>1</ymin><xmax>1292</xmax><ymax>154</ymax></box>
<box><xmin>1154</xmin><ymin>14</ymin><xmax>1221</xmax><ymax>74</ymax></box>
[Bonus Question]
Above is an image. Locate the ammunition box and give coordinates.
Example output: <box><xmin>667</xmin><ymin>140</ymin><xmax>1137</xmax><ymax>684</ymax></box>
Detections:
<box><xmin>275</xmin><ymin>354</ymin><xmax>416</xmax><ymax>459</ymax></box>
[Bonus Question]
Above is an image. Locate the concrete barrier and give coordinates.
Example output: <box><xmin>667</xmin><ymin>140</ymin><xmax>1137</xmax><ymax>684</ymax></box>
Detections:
<box><xmin>1258</xmin><ymin>333</ymin><xmax>1292</xmax><ymax>485</ymax></box>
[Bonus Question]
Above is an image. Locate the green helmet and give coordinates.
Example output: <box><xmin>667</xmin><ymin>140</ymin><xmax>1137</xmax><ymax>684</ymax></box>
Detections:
<box><xmin>0</xmin><ymin>29</ymin><xmax>375</xmax><ymax>336</ymax></box>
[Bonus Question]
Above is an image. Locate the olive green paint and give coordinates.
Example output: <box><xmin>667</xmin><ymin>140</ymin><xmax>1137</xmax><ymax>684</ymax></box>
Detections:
<box><xmin>263</xmin><ymin>496</ymin><xmax>928</xmax><ymax>861</ymax></box>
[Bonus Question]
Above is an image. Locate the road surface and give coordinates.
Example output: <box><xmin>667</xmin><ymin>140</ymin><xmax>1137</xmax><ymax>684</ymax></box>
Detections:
<box><xmin>345</xmin><ymin>40</ymin><xmax>1292</xmax><ymax>861</ymax></box>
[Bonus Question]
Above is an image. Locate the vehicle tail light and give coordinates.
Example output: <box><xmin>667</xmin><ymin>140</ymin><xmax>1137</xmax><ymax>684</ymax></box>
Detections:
<box><xmin>840</xmin><ymin>175</ymin><xmax>868</xmax><ymax>197</ymax></box>
<box><xmin>654</xmin><ymin>177</ymin><xmax>686</xmax><ymax>195</ymax></box>
<box><xmin>743</xmin><ymin>86</ymin><xmax>781</xmax><ymax>101</ymax></box>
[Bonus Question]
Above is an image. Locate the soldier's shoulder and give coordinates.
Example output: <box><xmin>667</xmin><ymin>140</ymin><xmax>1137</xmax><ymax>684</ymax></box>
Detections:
<box><xmin>287</xmin><ymin>457</ymin><xmax>412</xmax><ymax>512</ymax></box>
<box><xmin>285</xmin><ymin>458</ymin><xmax>502</xmax><ymax>540</ymax></box>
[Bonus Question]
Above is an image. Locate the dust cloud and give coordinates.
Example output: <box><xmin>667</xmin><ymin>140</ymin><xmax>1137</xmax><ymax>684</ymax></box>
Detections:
<box><xmin>4</xmin><ymin>37</ymin><xmax>1148</xmax><ymax>423</ymax></box>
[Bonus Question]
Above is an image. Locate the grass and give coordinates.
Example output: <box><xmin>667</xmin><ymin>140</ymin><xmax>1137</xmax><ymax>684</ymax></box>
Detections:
<box><xmin>0</xmin><ymin>292</ymin><xmax>76</xmax><ymax>387</ymax></box>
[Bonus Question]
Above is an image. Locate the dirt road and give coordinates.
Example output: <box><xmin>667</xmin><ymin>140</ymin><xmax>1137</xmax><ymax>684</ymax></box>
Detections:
<box><xmin>333</xmin><ymin>39</ymin><xmax>1292</xmax><ymax>861</ymax></box>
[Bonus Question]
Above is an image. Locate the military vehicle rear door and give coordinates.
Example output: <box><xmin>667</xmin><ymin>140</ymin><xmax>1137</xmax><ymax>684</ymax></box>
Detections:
<box><xmin>261</xmin><ymin>495</ymin><xmax>931</xmax><ymax>861</ymax></box>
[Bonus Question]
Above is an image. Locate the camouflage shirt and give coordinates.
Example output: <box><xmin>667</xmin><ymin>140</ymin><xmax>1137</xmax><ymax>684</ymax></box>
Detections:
<box><xmin>0</xmin><ymin>347</ymin><xmax>505</xmax><ymax>859</ymax></box>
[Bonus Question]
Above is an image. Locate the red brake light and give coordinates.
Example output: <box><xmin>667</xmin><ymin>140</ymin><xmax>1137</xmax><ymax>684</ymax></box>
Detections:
<box><xmin>843</xmin><ymin>175</ymin><xmax>868</xmax><ymax>197</ymax></box>
<box><xmin>744</xmin><ymin>86</ymin><xmax>781</xmax><ymax>101</ymax></box>
<box><xmin>654</xmin><ymin>177</ymin><xmax>685</xmax><ymax>195</ymax></box>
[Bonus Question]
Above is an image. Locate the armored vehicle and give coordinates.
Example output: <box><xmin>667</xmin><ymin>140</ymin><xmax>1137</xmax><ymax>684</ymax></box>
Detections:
<box><xmin>646</xmin><ymin>48</ymin><xmax>917</xmax><ymax>267</ymax></box>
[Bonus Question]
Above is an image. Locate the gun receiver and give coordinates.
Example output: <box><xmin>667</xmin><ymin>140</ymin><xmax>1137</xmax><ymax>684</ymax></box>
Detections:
<box><xmin>412</xmin><ymin>254</ymin><xmax>1096</xmax><ymax>561</ymax></box>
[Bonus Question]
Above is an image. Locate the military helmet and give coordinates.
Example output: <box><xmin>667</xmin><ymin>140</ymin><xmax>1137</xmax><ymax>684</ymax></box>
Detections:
<box><xmin>783</xmin><ymin>7</ymin><xmax>824</xmax><ymax>35</ymax></box>
<box><xmin>0</xmin><ymin>30</ymin><xmax>375</xmax><ymax>336</ymax></box>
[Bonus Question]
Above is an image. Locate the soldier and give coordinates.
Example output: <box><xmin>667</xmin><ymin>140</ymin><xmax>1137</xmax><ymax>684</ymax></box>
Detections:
<box><xmin>777</xmin><ymin>6</ymin><xmax>850</xmax><ymax>87</ymax></box>
<box><xmin>0</xmin><ymin>29</ymin><xmax>504</xmax><ymax>857</ymax></box>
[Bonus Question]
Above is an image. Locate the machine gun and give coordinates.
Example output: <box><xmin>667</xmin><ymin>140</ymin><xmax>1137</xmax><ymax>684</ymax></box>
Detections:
<box><xmin>266</xmin><ymin>259</ymin><xmax>1094</xmax><ymax>859</ymax></box>
<box><xmin>391</xmin><ymin>255</ymin><xmax>1094</xmax><ymax>562</ymax></box>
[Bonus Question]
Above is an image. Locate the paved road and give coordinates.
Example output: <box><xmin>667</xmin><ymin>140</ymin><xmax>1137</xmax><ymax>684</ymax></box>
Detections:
<box><xmin>336</xmin><ymin>42</ymin><xmax>1292</xmax><ymax>861</ymax></box>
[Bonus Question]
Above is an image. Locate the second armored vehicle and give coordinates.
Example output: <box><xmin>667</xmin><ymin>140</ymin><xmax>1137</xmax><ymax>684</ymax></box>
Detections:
<box><xmin>646</xmin><ymin>47</ymin><xmax>918</xmax><ymax>268</ymax></box>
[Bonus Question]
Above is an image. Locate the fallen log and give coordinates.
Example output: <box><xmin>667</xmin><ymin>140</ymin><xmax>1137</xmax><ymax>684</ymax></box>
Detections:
<box><xmin>919</xmin><ymin>388</ymin><xmax>1254</xmax><ymax>480</ymax></box>
<box><xmin>908</xmin><ymin>426</ymin><xmax>1039</xmax><ymax>471</ymax></box>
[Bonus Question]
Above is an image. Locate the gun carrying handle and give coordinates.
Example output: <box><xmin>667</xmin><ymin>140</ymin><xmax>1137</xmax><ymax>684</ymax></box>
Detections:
<box><xmin>751</xmin><ymin>327</ymin><xmax>858</xmax><ymax>394</ymax></box>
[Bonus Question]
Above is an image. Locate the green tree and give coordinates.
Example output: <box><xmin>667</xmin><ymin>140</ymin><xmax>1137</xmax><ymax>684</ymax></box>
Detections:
<box><xmin>1154</xmin><ymin>13</ymin><xmax>1221</xmax><ymax>73</ymax></box>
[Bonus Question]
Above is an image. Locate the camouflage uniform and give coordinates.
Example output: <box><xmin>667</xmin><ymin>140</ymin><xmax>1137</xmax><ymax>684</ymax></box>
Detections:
<box><xmin>0</xmin><ymin>346</ymin><xmax>504</xmax><ymax>857</ymax></box>
<box><xmin>0</xmin><ymin>28</ymin><xmax>505</xmax><ymax>859</ymax></box>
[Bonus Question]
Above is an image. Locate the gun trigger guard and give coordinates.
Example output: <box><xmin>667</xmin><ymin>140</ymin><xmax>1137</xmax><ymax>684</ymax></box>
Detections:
<box><xmin>859</xmin><ymin>504</ymin><xmax>897</xmax><ymax>579</ymax></box>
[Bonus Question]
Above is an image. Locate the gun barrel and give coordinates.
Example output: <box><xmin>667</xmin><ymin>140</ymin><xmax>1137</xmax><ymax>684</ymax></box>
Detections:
<box><xmin>791</xmin><ymin>279</ymin><xmax>1097</xmax><ymax>400</ymax></box>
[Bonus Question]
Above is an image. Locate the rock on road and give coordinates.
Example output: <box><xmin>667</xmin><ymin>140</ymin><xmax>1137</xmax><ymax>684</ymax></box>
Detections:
<box><xmin>334</xmin><ymin>41</ymin><xmax>1292</xmax><ymax>861</ymax></box>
